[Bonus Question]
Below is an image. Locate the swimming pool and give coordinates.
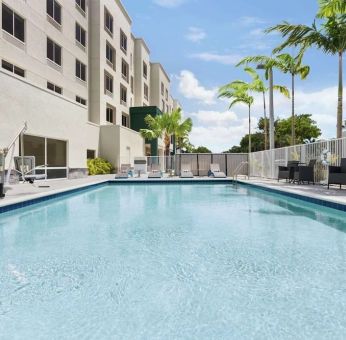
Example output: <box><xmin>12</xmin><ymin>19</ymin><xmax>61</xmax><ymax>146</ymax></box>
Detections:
<box><xmin>0</xmin><ymin>183</ymin><xmax>345</xmax><ymax>339</ymax></box>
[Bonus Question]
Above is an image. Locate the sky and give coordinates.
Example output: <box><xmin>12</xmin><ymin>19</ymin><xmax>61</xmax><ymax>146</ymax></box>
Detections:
<box><xmin>122</xmin><ymin>0</ymin><xmax>345</xmax><ymax>152</ymax></box>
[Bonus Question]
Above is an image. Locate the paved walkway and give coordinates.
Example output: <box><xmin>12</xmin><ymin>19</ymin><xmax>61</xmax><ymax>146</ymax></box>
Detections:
<box><xmin>1</xmin><ymin>174</ymin><xmax>345</xmax><ymax>208</ymax></box>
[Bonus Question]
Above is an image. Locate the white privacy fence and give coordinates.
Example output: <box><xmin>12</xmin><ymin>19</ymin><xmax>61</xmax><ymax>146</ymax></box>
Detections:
<box><xmin>249</xmin><ymin>137</ymin><xmax>346</xmax><ymax>182</ymax></box>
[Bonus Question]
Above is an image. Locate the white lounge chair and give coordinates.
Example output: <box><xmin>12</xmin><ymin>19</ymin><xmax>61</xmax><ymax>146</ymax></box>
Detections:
<box><xmin>115</xmin><ymin>164</ymin><xmax>132</xmax><ymax>179</ymax></box>
<box><xmin>14</xmin><ymin>156</ymin><xmax>47</xmax><ymax>184</ymax></box>
<box><xmin>180</xmin><ymin>164</ymin><xmax>193</xmax><ymax>178</ymax></box>
<box><xmin>209</xmin><ymin>163</ymin><xmax>226</xmax><ymax>178</ymax></box>
<box><xmin>148</xmin><ymin>163</ymin><xmax>162</xmax><ymax>178</ymax></box>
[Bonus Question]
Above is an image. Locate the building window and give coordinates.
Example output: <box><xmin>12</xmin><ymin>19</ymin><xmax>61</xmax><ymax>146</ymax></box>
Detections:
<box><xmin>120</xmin><ymin>85</ymin><xmax>127</xmax><ymax>105</ymax></box>
<box><xmin>87</xmin><ymin>149</ymin><xmax>95</xmax><ymax>159</ymax></box>
<box><xmin>166</xmin><ymin>89</ymin><xmax>168</xmax><ymax>101</ymax></box>
<box><xmin>106</xmin><ymin>42</ymin><xmax>115</xmax><ymax>68</ymax></box>
<box><xmin>144</xmin><ymin>84</ymin><xmax>149</xmax><ymax>100</ymax></box>
<box><xmin>2</xmin><ymin>4</ymin><xmax>25</xmax><ymax>42</ymax></box>
<box><xmin>130</xmin><ymin>76</ymin><xmax>134</xmax><ymax>94</ymax></box>
<box><xmin>47</xmin><ymin>81</ymin><xmax>62</xmax><ymax>94</ymax></box>
<box><xmin>1</xmin><ymin>59</ymin><xmax>25</xmax><ymax>77</ymax></box>
<box><xmin>120</xmin><ymin>30</ymin><xmax>127</xmax><ymax>53</ymax></box>
<box><xmin>162</xmin><ymin>100</ymin><xmax>165</xmax><ymax>112</ymax></box>
<box><xmin>143</xmin><ymin>61</ymin><xmax>148</xmax><ymax>79</ymax></box>
<box><xmin>104</xmin><ymin>7</ymin><xmax>113</xmax><ymax>35</ymax></box>
<box><xmin>47</xmin><ymin>38</ymin><xmax>61</xmax><ymax>66</ymax></box>
<box><xmin>121</xmin><ymin>59</ymin><xmax>129</xmax><ymax>82</ymax></box>
<box><xmin>104</xmin><ymin>72</ymin><xmax>113</xmax><ymax>94</ymax></box>
<box><xmin>75</xmin><ymin>23</ymin><xmax>86</xmax><ymax>47</ymax></box>
<box><xmin>161</xmin><ymin>82</ymin><xmax>164</xmax><ymax>96</ymax></box>
<box><xmin>76</xmin><ymin>95</ymin><xmax>86</xmax><ymax>105</ymax></box>
<box><xmin>47</xmin><ymin>0</ymin><xmax>61</xmax><ymax>25</ymax></box>
<box><xmin>76</xmin><ymin>59</ymin><xmax>86</xmax><ymax>81</ymax></box>
<box><xmin>106</xmin><ymin>105</ymin><xmax>115</xmax><ymax>123</ymax></box>
<box><xmin>122</xmin><ymin>113</ymin><xmax>129</xmax><ymax>127</ymax></box>
<box><xmin>76</xmin><ymin>0</ymin><xmax>86</xmax><ymax>13</ymax></box>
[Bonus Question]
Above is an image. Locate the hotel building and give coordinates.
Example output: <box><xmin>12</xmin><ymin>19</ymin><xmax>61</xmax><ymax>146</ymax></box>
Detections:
<box><xmin>0</xmin><ymin>0</ymin><xmax>179</xmax><ymax>178</ymax></box>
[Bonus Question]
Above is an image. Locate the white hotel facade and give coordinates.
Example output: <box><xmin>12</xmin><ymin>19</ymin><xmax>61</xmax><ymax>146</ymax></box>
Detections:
<box><xmin>0</xmin><ymin>0</ymin><xmax>179</xmax><ymax>178</ymax></box>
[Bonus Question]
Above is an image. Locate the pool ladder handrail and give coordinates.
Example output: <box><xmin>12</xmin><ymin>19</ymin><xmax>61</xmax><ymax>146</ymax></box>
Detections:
<box><xmin>232</xmin><ymin>161</ymin><xmax>249</xmax><ymax>186</ymax></box>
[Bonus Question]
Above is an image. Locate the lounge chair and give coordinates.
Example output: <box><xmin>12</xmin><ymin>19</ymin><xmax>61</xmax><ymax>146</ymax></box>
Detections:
<box><xmin>277</xmin><ymin>160</ymin><xmax>300</xmax><ymax>182</ymax></box>
<box><xmin>328</xmin><ymin>158</ymin><xmax>346</xmax><ymax>189</ymax></box>
<box><xmin>115</xmin><ymin>164</ymin><xmax>132</xmax><ymax>179</ymax></box>
<box><xmin>180</xmin><ymin>164</ymin><xmax>193</xmax><ymax>178</ymax></box>
<box><xmin>148</xmin><ymin>163</ymin><xmax>162</xmax><ymax>178</ymax></box>
<box><xmin>209</xmin><ymin>163</ymin><xmax>226</xmax><ymax>178</ymax></box>
<box><xmin>293</xmin><ymin>159</ymin><xmax>316</xmax><ymax>184</ymax></box>
<box><xmin>14</xmin><ymin>156</ymin><xmax>46</xmax><ymax>184</ymax></box>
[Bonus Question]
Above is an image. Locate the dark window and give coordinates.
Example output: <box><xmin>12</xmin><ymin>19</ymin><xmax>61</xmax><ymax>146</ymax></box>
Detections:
<box><xmin>104</xmin><ymin>8</ymin><xmax>113</xmax><ymax>34</ymax></box>
<box><xmin>105</xmin><ymin>72</ymin><xmax>113</xmax><ymax>93</ymax></box>
<box><xmin>2</xmin><ymin>59</ymin><xmax>25</xmax><ymax>77</ymax></box>
<box><xmin>130</xmin><ymin>76</ymin><xmax>134</xmax><ymax>94</ymax></box>
<box><xmin>121</xmin><ymin>59</ymin><xmax>129</xmax><ymax>82</ymax></box>
<box><xmin>75</xmin><ymin>23</ymin><xmax>86</xmax><ymax>47</ymax></box>
<box><xmin>47</xmin><ymin>81</ymin><xmax>62</xmax><ymax>94</ymax></box>
<box><xmin>76</xmin><ymin>0</ymin><xmax>86</xmax><ymax>13</ymax></box>
<box><xmin>47</xmin><ymin>38</ymin><xmax>61</xmax><ymax>65</ymax></box>
<box><xmin>76</xmin><ymin>96</ymin><xmax>86</xmax><ymax>105</ymax></box>
<box><xmin>122</xmin><ymin>114</ymin><xmax>128</xmax><ymax>127</ymax></box>
<box><xmin>76</xmin><ymin>60</ymin><xmax>86</xmax><ymax>81</ymax></box>
<box><xmin>161</xmin><ymin>82</ymin><xmax>164</xmax><ymax>95</ymax></box>
<box><xmin>2</xmin><ymin>4</ymin><xmax>25</xmax><ymax>42</ymax></box>
<box><xmin>143</xmin><ymin>61</ymin><xmax>148</xmax><ymax>79</ymax></box>
<box><xmin>166</xmin><ymin>89</ymin><xmax>168</xmax><ymax>100</ymax></box>
<box><xmin>144</xmin><ymin>84</ymin><xmax>149</xmax><ymax>100</ymax></box>
<box><xmin>106</xmin><ymin>106</ymin><xmax>114</xmax><ymax>123</ymax></box>
<box><xmin>106</xmin><ymin>42</ymin><xmax>115</xmax><ymax>66</ymax></box>
<box><xmin>87</xmin><ymin>149</ymin><xmax>95</xmax><ymax>159</ymax></box>
<box><xmin>47</xmin><ymin>0</ymin><xmax>61</xmax><ymax>25</ymax></box>
<box><xmin>120</xmin><ymin>85</ymin><xmax>127</xmax><ymax>105</ymax></box>
<box><xmin>120</xmin><ymin>30</ymin><xmax>127</xmax><ymax>53</ymax></box>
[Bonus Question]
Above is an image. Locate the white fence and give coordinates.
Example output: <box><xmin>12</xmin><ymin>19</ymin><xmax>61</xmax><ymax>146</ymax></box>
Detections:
<box><xmin>249</xmin><ymin>137</ymin><xmax>346</xmax><ymax>182</ymax></box>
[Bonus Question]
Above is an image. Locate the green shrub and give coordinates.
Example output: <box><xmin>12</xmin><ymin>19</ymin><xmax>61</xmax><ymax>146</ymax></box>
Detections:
<box><xmin>87</xmin><ymin>158</ymin><xmax>113</xmax><ymax>175</ymax></box>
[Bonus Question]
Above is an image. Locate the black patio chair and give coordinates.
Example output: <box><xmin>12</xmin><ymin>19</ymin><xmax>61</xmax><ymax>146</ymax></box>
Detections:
<box><xmin>328</xmin><ymin>158</ymin><xmax>346</xmax><ymax>189</ymax></box>
<box><xmin>293</xmin><ymin>159</ymin><xmax>316</xmax><ymax>184</ymax></box>
<box><xmin>278</xmin><ymin>160</ymin><xmax>300</xmax><ymax>182</ymax></box>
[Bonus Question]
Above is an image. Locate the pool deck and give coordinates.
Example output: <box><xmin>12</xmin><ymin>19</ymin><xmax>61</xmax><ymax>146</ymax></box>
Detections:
<box><xmin>0</xmin><ymin>174</ymin><xmax>345</xmax><ymax>210</ymax></box>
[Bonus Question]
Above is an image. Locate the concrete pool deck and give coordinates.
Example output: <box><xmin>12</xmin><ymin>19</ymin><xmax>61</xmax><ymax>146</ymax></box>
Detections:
<box><xmin>0</xmin><ymin>174</ymin><xmax>345</xmax><ymax>210</ymax></box>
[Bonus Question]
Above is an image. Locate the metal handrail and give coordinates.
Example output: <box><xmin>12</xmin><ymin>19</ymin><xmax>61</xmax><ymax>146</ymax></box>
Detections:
<box><xmin>232</xmin><ymin>161</ymin><xmax>249</xmax><ymax>185</ymax></box>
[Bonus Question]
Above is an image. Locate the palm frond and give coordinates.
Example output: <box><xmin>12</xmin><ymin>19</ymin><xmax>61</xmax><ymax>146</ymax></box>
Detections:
<box><xmin>273</xmin><ymin>85</ymin><xmax>290</xmax><ymax>98</ymax></box>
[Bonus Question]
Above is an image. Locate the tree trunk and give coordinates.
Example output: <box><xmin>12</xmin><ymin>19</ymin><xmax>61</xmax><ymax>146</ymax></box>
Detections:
<box><xmin>164</xmin><ymin>133</ymin><xmax>170</xmax><ymax>157</ymax></box>
<box><xmin>337</xmin><ymin>51</ymin><xmax>343</xmax><ymax>138</ymax></box>
<box><xmin>248</xmin><ymin>105</ymin><xmax>251</xmax><ymax>153</ymax></box>
<box><xmin>263</xmin><ymin>91</ymin><xmax>268</xmax><ymax>150</ymax></box>
<box><xmin>268</xmin><ymin>67</ymin><xmax>275</xmax><ymax>149</ymax></box>
<box><xmin>291</xmin><ymin>74</ymin><xmax>295</xmax><ymax>146</ymax></box>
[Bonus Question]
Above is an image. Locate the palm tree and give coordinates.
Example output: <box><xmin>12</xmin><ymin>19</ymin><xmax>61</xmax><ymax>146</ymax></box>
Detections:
<box><xmin>317</xmin><ymin>0</ymin><xmax>346</xmax><ymax>17</ymax></box>
<box><xmin>218</xmin><ymin>83</ymin><xmax>254</xmax><ymax>153</ymax></box>
<box><xmin>275</xmin><ymin>53</ymin><xmax>310</xmax><ymax>145</ymax></box>
<box><xmin>239</xmin><ymin>67</ymin><xmax>290</xmax><ymax>149</ymax></box>
<box><xmin>267</xmin><ymin>14</ymin><xmax>346</xmax><ymax>138</ymax></box>
<box><xmin>140</xmin><ymin>108</ymin><xmax>192</xmax><ymax>157</ymax></box>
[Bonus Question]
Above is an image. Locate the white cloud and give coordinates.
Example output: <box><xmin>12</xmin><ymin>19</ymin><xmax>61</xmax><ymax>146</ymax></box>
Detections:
<box><xmin>238</xmin><ymin>16</ymin><xmax>267</xmax><ymax>26</ymax></box>
<box><xmin>153</xmin><ymin>0</ymin><xmax>186</xmax><ymax>8</ymax></box>
<box><xmin>185</xmin><ymin>27</ymin><xmax>206</xmax><ymax>42</ymax></box>
<box><xmin>249</xmin><ymin>28</ymin><xmax>264</xmax><ymax>36</ymax></box>
<box><xmin>190</xmin><ymin>52</ymin><xmax>243</xmax><ymax>65</ymax></box>
<box><xmin>177</xmin><ymin>70</ymin><xmax>217</xmax><ymax>105</ymax></box>
<box><xmin>191</xmin><ymin>110</ymin><xmax>238</xmax><ymax>126</ymax></box>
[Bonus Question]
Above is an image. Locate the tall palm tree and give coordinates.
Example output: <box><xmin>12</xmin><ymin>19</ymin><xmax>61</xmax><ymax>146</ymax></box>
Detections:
<box><xmin>140</xmin><ymin>108</ymin><xmax>192</xmax><ymax>157</ymax></box>
<box><xmin>267</xmin><ymin>14</ymin><xmax>346</xmax><ymax>138</ymax></box>
<box><xmin>218</xmin><ymin>83</ymin><xmax>254</xmax><ymax>153</ymax></box>
<box><xmin>317</xmin><ymin>0</ymin><xmax>346</xmax><ymax>18</ymax></box>
<box><xmin>275</xmin><ymin>53</ymin><xmax>310</xmax><ymax>145</ymax></box>
<box><xmin>239</xmin><ymin>67</ymin><xmax>290</xmax><ymax>149</ymax></box>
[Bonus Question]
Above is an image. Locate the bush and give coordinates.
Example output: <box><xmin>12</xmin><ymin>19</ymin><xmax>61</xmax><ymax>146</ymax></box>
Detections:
<box><xmin>87</xmin><ymin>158</ymin><xmax>113</xmax><ymax>175</ymax></box>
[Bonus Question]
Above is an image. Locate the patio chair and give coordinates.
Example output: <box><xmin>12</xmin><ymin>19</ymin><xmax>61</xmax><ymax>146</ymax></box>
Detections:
<box><xmin>14</xmin><ymin>156</ymin><xmax>46</xmax><ymax>184</ymax></box>
<box><xmin>180</xmin><ymin>164</ymin><xmax>193</xmax><ymax>178</ymax></box>
<box><xmin>328</xmin><ymin>158</ymin><xmax>346</xmax><ymax>189</ymax></box>
<box><xmin>293</xmin><ymin>159</ymin><xmax>316</xmax><ymax>184</ymax></box>
<box><xmin>277</xmin><ymin>160</ymin><xmax>300</xmax><ymax>182</ymax></box>
<box><xmin>209</xmin><ymin>163</ymin><xmax>226</xmax><ymax>178</ymax></box>
<box><xmin>115</xmin><ymin>164</ymin><xmax>133</xmax><ymax>179</ymax></box>
<box><xmin>148</xmin><ymin>163</ymin><xmax>162</xmax><ymax>178</ymax></box>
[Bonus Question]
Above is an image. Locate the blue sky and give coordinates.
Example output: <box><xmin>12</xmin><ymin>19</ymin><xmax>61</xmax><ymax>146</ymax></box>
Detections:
<box><xmin>123</xmin><ymin>0</ymin><xmax>345</xmax><ymax>152</ymax></box>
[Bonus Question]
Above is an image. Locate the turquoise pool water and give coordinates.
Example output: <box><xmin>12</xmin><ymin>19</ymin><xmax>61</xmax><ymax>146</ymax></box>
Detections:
<box><xmin>0</xmin><ymin>183</ymin><xmax>345</xmax><ymax>339</ymax></box>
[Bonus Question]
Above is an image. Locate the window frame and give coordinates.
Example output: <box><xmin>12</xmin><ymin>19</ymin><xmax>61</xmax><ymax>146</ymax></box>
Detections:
<box><xmin>144</xmin><ymin>83</ymin><xmax>149</xmax><ymax>100</ymax></box>
<box><xmin>104</xmin><ymin>7</ymin><xmax>113</xmax><ymax>35</ymax></box>
<box><xmin>76</xmin><ymin>59</ymin><xmax>86</xmax><ymax>81</ymax></box>
<box><xmin>120</xmin><ymin>84</ymin><xmax>127</xmax><ymax>106</ymax></box>
<box><xmin>1</xmin><ymin>59</ymin><xmax>25</xmax><ymax>77</ymax></box>
<box><xmin>106</xmin><ymin>105</ymin><xmax>115</xmax><ymax>124</ymax></box>
<box><xmin>143</xmin><ymin>61</ymin><xmax>148</xmax><ymax>79</ymax></box>
<box><xmin>122</xmin><ymin>113</ymin><xmax>129</xmax><ymax>128</ymax></box>
<box><xmin>2</xmin><ymin>4</ymin><xmax>25</xmax><ymax>43</ymax></box>
<box><xmin>120</xmin><ymin>30</ymin><xmax>128</xmax><ymax>54</ymax></box>
<box><xmin>75</xmin><ymin>0</ymin><xmax>86</xmax><ymax>14</ymax></box>
<box><xmin>46</xmin><ymin>0</ymin><xmax>62</xmax><ymax>25</ymax></box>
<box><xmin>47</xmin><ymin>38</ymin><xmax>62</xmax><ymax>66</ymax></box>
<box><xmin>106</xmin><ymin>41</ymin><xmax>115</xmax><ymax>68</ymax></box>
<box><xmin>121</xmin><ymin>58</ymin><xmax>129</xmax><ymax>83</ymax></box>
<box><xmin>47</xmin><ymin>81</ymin><xmax>62</xmax><ymax>95</ymax></box>
<box><xmin>104</xmin><ymin>71</ymin><xmax>113</xmax><ymax>94</ymax></box>
<box><xmin>76</xmin><ymin>95</ymin><xmax>87</xmax><ymax>106</ymax></box>
<box><xmin>75</xmin><ymin>22</ymin><xmax>86</xmax><ymax>47</ymax></box>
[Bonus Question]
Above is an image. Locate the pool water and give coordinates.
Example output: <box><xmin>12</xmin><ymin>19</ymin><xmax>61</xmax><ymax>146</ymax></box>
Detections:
<box><xmin>0</xmin><ymin>183</ymin><xmax>345</xmax><ymax>339</ymax></box>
